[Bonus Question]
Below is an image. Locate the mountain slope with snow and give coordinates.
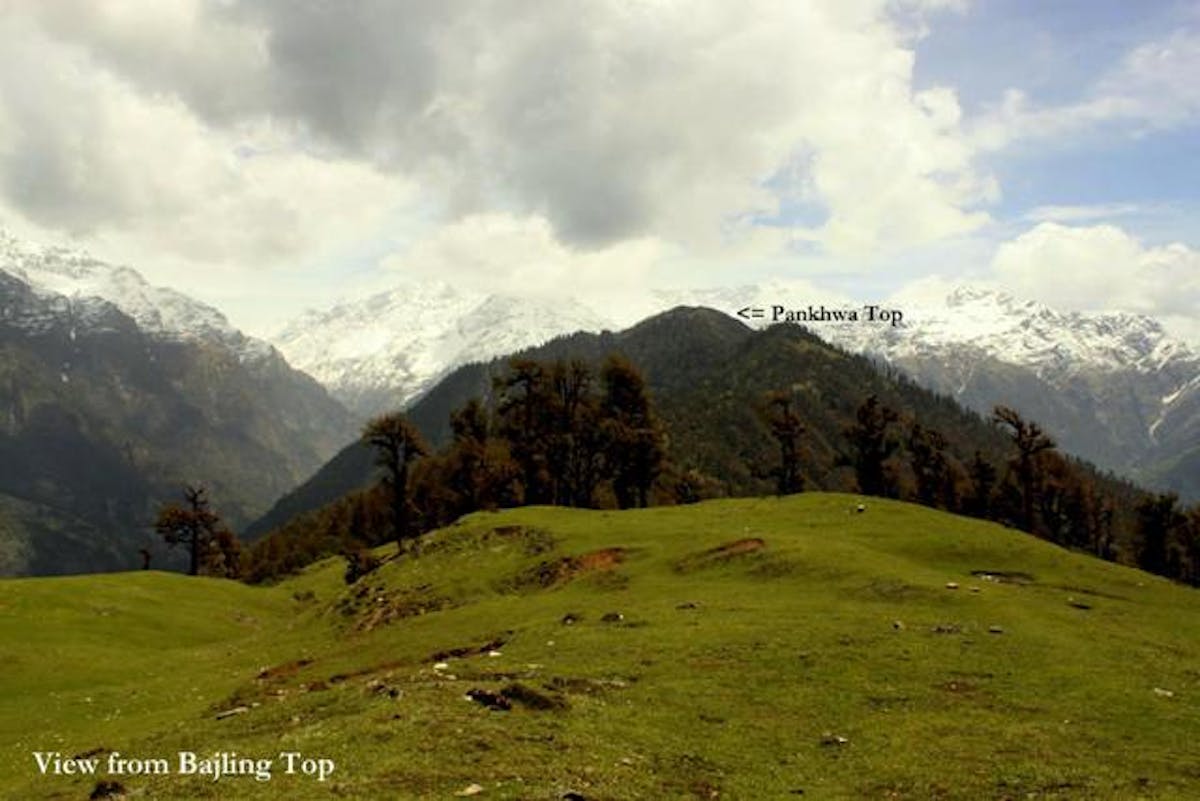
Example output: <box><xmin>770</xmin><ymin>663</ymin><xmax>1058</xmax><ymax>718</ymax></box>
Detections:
<box><xmin>0</xmin><ymin>230</ymin><xmax>271</xmax><ymax>359</ymax></box>
<box><xmin>273</xmin><ymin>284</ymin><xmax>616</xmax><ymax>417</ymax></box>
<box><xmin>814</xmin><ymin>285</ymin><xmax>1199</xmax><ymax>500</ymax></box>
<box><xmin>273</xmin><ymin>279</ymin><xmax>1199</xmax><ymax>500</ymax></box>
<box><xmin>0</xmin><ymin>229</ymin><xmax>356</xmax><ymax>574</ymax></box>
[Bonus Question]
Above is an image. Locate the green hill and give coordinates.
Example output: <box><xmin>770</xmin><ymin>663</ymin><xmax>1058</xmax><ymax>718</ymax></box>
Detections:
<box><xmin>245</xmin><ymin>307</ymin><xmax>1024</xmax><ymax>541</ymax></box>
<box><xmin>4</xmin><ymin>495</ymin><xmax>1200</xmax><ymax>799</ymax></box>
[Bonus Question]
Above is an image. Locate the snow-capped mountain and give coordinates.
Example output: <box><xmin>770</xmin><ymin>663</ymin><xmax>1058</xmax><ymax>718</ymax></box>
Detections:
<box><xmin>822</xmin><ymin>285</ymin><xmax>1196</xmax><ymax>379</ymax></box>
<box><xmin>272</xmin><ymin>283</ymin><xmax>616</xmax><ymax>417</ymax></box>
<box><xmin>647</xmin><ymin>281</ymin><xmax>1197</xmax><ymax>379</ymax></box>
<box><xmin>795</xmin><ymin>284</ymin><xmax>1199</xmax><ymax>500</ymax></box>
<box><xmin>0</xmin><ymin>229</ymin><xmax>356</xmax><ymax>574</ymax></box>
<box><xmin>0</xmin><ymin>229</ymin><xmax>270</xmax><ymax>361</ymax></box>
<box><xmin>274</xmin><ymin>278</ymin><xmax>1198</xmax><ymax>500</ymax></box>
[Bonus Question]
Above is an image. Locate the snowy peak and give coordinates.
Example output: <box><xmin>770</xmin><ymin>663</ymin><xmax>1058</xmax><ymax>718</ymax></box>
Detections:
<box><xmin>0</xmin><ymin>228</ymin><xmax>271</xmax><ymax>360</ymax></box>
<box><xmin>272</xmin><ymin>283</ymin><xmax>616</xmax><ymax>417</ymax></box>
<box><xmin>820</xmin><ymin>283</ymin><xmax>1197</xmax><ymax>378</ymax></box>
<box><xmin>274</xmin><ymin>277</ymin><xmax>1199</xmax><ymax>421</ymax></box>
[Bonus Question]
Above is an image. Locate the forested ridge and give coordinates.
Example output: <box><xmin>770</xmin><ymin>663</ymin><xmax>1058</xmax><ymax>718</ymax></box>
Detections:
<box><xmin>241</xmin><ymin>308</ymin><xmax>1200</xmax><ymax>587</ymax></box>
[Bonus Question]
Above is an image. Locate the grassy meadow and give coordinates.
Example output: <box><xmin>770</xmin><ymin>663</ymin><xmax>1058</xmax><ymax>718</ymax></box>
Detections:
<box><xmin>2</xmin><ymin>494</ymin><xmax>1199</xmax><ymax>799</ymax></box>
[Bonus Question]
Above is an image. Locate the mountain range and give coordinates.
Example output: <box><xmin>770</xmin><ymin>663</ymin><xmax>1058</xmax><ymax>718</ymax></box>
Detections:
<box><xmin>246</xmin><ymin>305</ymin><xmax>1020</xmax><ymax>541</ymax></box>
<box><xmin>270</xmin><ymin>280</ymin><xmax>1200</xmax><ymax>502</ymax></box>
<box><xmin>2</xmin><ymin>223</ymin><xmax>1196</xmax><ymax>576</ymax></box>
<box><xmin>0</xmin><ymin>230</ymin><xmax>356</xmax><ymax>574</ymax></box>
<box><xmin>273</xmin><ymin>284</ymin><xmax>613</xmax><ymax>417</ymax></box>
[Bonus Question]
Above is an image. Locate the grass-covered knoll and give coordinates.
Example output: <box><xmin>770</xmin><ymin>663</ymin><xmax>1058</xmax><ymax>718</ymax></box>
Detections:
<box><xmin>3</xmin><ymin>494</ymin><xmax>1200</xmax><ymax>799</ymax></box>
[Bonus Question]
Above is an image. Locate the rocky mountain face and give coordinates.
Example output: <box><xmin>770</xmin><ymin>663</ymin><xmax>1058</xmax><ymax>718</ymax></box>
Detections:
<box><xmin>0</xmin><ymin>231</ymin><xmax>356</xmax><ymax>575</ymax></box>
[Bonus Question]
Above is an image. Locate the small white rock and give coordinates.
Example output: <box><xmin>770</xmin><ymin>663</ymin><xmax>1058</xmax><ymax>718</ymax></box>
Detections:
<box><xmin>945</xmin><ymin>582</ymin><xmax>959</xmax><ymax>590</ymax></box>
<box><xmin>455</xmin><ymin>783</ymin><xmax>485</xmax><ymax>797</ymax></box>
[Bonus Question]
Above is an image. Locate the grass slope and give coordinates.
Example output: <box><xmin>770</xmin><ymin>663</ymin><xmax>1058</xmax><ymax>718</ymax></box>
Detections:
<box><xmin>3</xmin><ymin>495</ymin><xmax>1200</xmax><ymax>799</ymax></box>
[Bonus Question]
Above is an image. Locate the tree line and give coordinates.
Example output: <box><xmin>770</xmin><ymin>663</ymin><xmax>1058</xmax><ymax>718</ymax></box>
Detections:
<box><xmin>157</xmin><ymin>351</ymin><xmax>1200</xmax><ymax>590</ymax></box>
<box><xmin>764</xmin><ymin>390</ymin><xmax>1200</xmax><ymax>583</ymax></box>
<box><xmin>240</xmin><ymin>354</ymin><xmax>667</xmax><ymax>581</ymax></box>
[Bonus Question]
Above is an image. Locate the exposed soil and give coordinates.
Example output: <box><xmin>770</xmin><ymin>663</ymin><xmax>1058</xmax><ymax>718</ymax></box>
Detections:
<box><xmin>499</xmin><ymin>681</ymin><xmax>569</xmax><ymax>711</ymax></box>
<box><xmin>970</xmin><ymin>570</ymin><xmax>1035</xmax><ymax>585</ymax></box>
<box><xmin>674</xmin><ymin>538</ymin><xmax>766</xmax><ymax>573</ymax></box>
<box><xmin>431</xmin><ymin>633</ymin><xmax>512</xmax><ymax>662</ymax></box>
<box><xmin>1051</xmin><ymin>584</ymin><xmax>1129</xmax><ymax>601</ymax></box>
<box><xmin>426</xmin><ymin>525</ymin><xmax>557</xmax><ymax>557</ymax></box>
<box><xmin>506</xmin><ymin>548</ymin><xmax>628</xmax><ymax>590</ymax></box>
<box><xmin>257</xmin><ymin>658</ymin><xmax>314</xmax><ymax>681</ymax></box>
<box><xmin>339</xmin><ymin>583</ymin><xmax>455</xmax><ymax>632</ymax></box>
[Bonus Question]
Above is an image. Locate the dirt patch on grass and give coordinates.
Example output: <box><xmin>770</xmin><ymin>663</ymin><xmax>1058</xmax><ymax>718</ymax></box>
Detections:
<box><xmin>715</xmin><ymin>538</ymin><xmax>765</xmax><ymax>556</ymax></box>
<box><xmin>1050</xmin><ymin>584</ymin><xmax>1129</xmax><ymax>601</ymax></box>
<box><xmin>653</xmin><ymin>754</ymin><xmax>725</xmax><ymax>799</ymax></box>
<box><xmin>257</xmin><ymin>658</ymin><xmax>314</xmax><ymax>681</ymax></box>
<box><xmin>72</xmin><ymin>746</ymin><xmax>112</xmax><ymax>761</ymax></box>
<box><xmin>971</xmin><ymin>570</ymin><xmax>1035</xmax><ymax>585</ymax></box>
<box><xmin>426</xmin><ymin>524</ymin><xmax>557</xmax><ymax>557</ymax></box>
<box><xmin>500</xmin><ymin>681</ymin><xmax>569</xmax><ymax>711</ymax></box>
<box><xmin>548</xmin><ymin>675</ymin><xmax>636</xmax><ymax>695</ymax></box>
<box><xmin>355</xmin><ymin>594</ymin><xmax>454</xmax><ymax>632</ymax></box>
<box><xmin>430</xmin><ymin>633</ymin><xmax>512</xmax><ymax>662</ymax></box>
<box><xmin>328</xmin><ymin>659</ymin><xmax>409</xmax><ymax>685</ymax></box>
<box><xmin>501</xmin><ymin>548</ymin><xmax>628</xmax><ymax>590</ymax></box>
<box><xmin>674</xmin><ymin>538</ymin><xmax>766</xmax><ymax>573</ymax></box>
<box><xmin>335</xmin><ymin>582</ymin><xmax>455</xmax><ymax>631</ymax></box>
<box><xmin>854</xmin><ymin>579</ymin><xmax>939</xmax><ymax>603</ymax></box>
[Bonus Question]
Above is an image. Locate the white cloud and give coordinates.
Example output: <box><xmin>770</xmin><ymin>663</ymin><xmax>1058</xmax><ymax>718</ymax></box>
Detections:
<box><xmin>973</xmin><ymin>28</ymin><xmax>1200</xmax><ymax>151</ymax></box>
<box><xmin>0</xmin><ymin>14</ymin><xmax>412</xmax><ymax>313</ymax></box>
<box><xmin>2</xmin><ymin>0</ymin><xmax>993</xmax><ymax>278</ymax></box>
<box><xmin>992</xmin><ymin>222</ymin><xmax>1200</xmax><ymax>343</ymax></box>
<box><xmin>379</xmin><ymin>213</ymin><xmax>667</xmax><ymax>305</ymax></box>
<box><xmin>1024</xmin><ymin>203</ymin><xmax>1144</xmax><ymax>224</ymax></box>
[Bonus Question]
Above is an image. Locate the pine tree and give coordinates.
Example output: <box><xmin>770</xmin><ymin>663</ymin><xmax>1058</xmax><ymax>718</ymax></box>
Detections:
<box><xmin>965</xmin><ymin>451</ymin><xmax>997</xmax><ymax>518</ymax></box>
<box><xmin>1135</xmin><ymin>493</ymin><xmax>1186</xmax><ymax>577</ymax></box>
<box><xmin>763</xmin><ymin>390</ymin><xmax>804</xmax><ymax>496</ymax></box>
<box><xmin>548</xmin><ymin>360</ymin><xmax>605</xmax><ymax>507</ymax></box>
<box><xmin>992</xmin><ymin>405</ymin><xmax>1056</xmax><ymax>534</ymax></box>
<box><xmin>445</xmin><ymin>399</ymin><xmax>519</xmax><ymax>514</ymax></box>
<box><xmin>154</xmin><ymin>485</ymin><xmax>233</xmax><ymax>576</ymax></box>
<box><xmin>600</xmin><ymin>355</ymin><xmax>666</xmax><ymax>508</ymax></box>
<box><xmin>845</xmin><ymin>395</ymin><xmax>900</xmax><ymax>497</ymax></box>
<box><xmin>495</xmin><ymin>359</ymin><xmax>554</xmax><ymax>504</ymax></box>
<box><xmin>907</xmin><ymin>422</ymin><xmax>951</xmax><ymax>508</ymax></box>
<box><xmin>362</xmin><ymin>412</ymin><xmax>429</xmax><ymax>550</ymax></box>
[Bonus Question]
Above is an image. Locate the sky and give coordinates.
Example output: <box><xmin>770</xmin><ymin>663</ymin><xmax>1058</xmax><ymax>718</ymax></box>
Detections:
<box><xmin>0</xmin><ymin>0</ymin><xmax>1197</xmax><ymax>342</ymax></box>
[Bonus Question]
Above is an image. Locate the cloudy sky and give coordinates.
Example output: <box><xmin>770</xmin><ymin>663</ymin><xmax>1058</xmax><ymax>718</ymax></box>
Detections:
<box><xmin>0</xmin><ymin>0</ymin><xmax>1197</xmax><ymax>341</ymax></box>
